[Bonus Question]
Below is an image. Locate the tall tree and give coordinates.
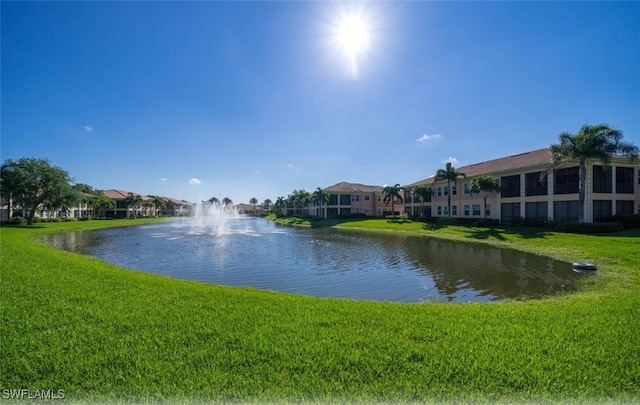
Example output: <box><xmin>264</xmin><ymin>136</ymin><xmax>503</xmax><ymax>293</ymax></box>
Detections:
<box><xmin>312</xmin><ymin>187</ymin><xmax>330</xmax><ymax>218</ymax></box>
<box><xmin>274</xmin><ymin>196</ymin><xmax>286</xmax><ymax>216</ymax></box>
<box><xmin>92</xmin><ymin>194</ymin><xmax>114</xmax><ymax>218</ymax></box>
<box><xmin>150</xmin><ymin>195</ymin><xmax>167</xmax><ymax>216</ymax></box>
<box><xmin>0</xmin><ymin>158</ymin><xmax>79</xmax><ymax>225</ymax></box>
<box><xmin>249</xmin><ymin>197</ymin><xmax>258</xmax><ymax>215</ymax></box>
<box><xmin>435</xmin><ymin>162</ymin><xmax>466</xmax><ymax>217</ymax></box>
<box><xmin>469</xmin><ymin>175</ymin><xmax>501</xmax><ymax>219</ymax></box>
<box><xmin>382</xmin><ymin>184</ymin><xmax>403</xmax><ymax>217</ymax></box>
<box><xmin>290</xmin><ymin>189</ymin><xmax>311</xmax><ymax>215</ymax></box>
<box><xmin>550</xmin><ymin>123</ymin><xmax>638</xmax><ymax>223</ymax></box>
<box><xmin>411</xmin><ymin>184</ymin><xmax>432</xmax><ymax>218</ymax></box>
<box><xmin>261</xmin><ymin>199</ymin><xmax>273</xmax><ymax>213</ymax></box>
<box><xmin>124</xmin><ymin>192</ymin><xmax>143</xmax><ymax>218</ymax></box>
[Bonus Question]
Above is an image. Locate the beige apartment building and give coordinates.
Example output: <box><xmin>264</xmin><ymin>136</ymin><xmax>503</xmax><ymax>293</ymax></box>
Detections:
<box><xmin>1</xmin><ymin>189</ymin><xmax>190</xmax><ymax>221</ymax></box>
<box><xmin>403</xmin><ymin>148</ymin><xmax>640</xmax><ymax>223</ymax></box>
<box><xmin>311</xmin><ymin>182</ymin><xmax>404</xmax><ymax>219</ymax></box>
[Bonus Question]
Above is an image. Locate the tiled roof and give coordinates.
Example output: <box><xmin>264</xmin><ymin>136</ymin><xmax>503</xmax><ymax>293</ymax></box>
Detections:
<box><xmin>404</xmin><ymin>148</ymin><xmax>553</xmax><ymax>188</ymax></box>
<box><xmin>102</xmin><ymin>189</ymin><xmax>131</xmax><ymax>199</ymax></box>
<box><xmin>324</xmin><ymin>182</ymin><xmax>382</xmax><ymax>193</ymax></box>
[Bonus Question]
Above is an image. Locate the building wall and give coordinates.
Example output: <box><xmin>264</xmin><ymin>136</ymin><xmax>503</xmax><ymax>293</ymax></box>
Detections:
<box><xmin>403</xmin><ymin>159</ymin><xmax>639</xmax><ymax>224</ymax></box>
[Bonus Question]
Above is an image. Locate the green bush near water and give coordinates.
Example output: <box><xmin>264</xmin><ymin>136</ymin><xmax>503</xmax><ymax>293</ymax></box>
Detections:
<box><xmin>1</xmin><ymin>218</ymin><xmax>639</xmax><ymax>403</ymax></box>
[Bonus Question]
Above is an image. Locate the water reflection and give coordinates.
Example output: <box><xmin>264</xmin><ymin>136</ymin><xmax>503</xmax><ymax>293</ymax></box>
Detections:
<box><xmin>40</xmin><ymin>218</ymin><xmax>578</xmax><ymax>303</ymax></box>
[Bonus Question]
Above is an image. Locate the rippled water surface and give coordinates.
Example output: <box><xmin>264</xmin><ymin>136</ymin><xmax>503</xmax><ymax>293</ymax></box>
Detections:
<box><xmin>42</xmin><ymin>217</ymin><xmax>579</xmax><ymax>302</ymax></box>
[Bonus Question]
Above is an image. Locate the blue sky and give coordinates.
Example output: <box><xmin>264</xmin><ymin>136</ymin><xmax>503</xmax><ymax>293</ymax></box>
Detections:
<box><xmin>2</xmin><ymin>1</ymin><xmax>639</xmax><ymax>205</ymax></box>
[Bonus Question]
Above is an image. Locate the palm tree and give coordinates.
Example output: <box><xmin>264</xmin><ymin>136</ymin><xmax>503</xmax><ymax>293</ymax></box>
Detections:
<box><xmin>207</xmin><ymin>196</ymin><xmax>220</xmax><ymax>206</ymax></box>
<box><xmin>550</xmin><ymin>123</ymin><xmax>638</xmax><ymax>223</ymax></box>
<box><xmin>151</xmin><ymin>195</ymin><xmax>167</xmax><ymax>216</ymax></box>
<box><xmin>274</xmin><ymin>196</ymin><xmax>286</xmax><ymax>216</ymax></box>
<box><xmin>312</xmin><ymin>187</ymin><xmax>330</xmax><ymax>218</ymax></box>
<box><xmin>92</xmin><ymin>194</ymin><xmax>114</xmax><ymax>218</ymax></box>
<box><xmin>469</xmin><ymin>175</ymin><xmax>501</xmax><ymax>219</ymax></box>
<box><xmin>142</xmin><ymin>200</ymin><xmax>154</xmax><ymax>217</ymax></box>
<box><xmin>124</xmin><ymin>192</ymin><xmax>142</xmax><ymax>218</ymax></box>
<box><xmin>435</xmin><ymin>162</ymin><xmax>466</xmax><ymax>217</ymax></box>
<box><xmin>411</xmin><ymin>184</ymin><xmax>432</xmax><ymax>218</ymax></box>
<box><xmin>290</xmin><ymin>189</ymin><xmax>311</xmax><ymax>215</ymax></box>
<box><xmin>249</xmin><ymin>197</ymin><xmax>258</xmax><ymax>216</ymax></box>
<box><xmin>262</xmin><ymin>199</ymin><xmax>273</xmax><ymax>213</ymax></box>
<box><xmin>382</xmin><ymin>184</ymin><xmax>403</xmax><ymax>217</ymax></box>
<box><xmin>222</xmin><ymin>197</ymin><xmax>233</xmax><ymax>207</ymax></box>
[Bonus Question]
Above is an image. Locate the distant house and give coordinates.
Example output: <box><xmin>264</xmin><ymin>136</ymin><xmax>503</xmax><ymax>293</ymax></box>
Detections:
<box><xmin>235</xmin><ymin>203</ymin><xmax>265</xmax><ymax>216</ymax></box>
<box><xmin>402</xmin><ymin>148</ymin><xmax>640</xmax><ymax>224</ymax></box>
<box><xmin>101</xmin><ymin>189</ymin><xmax>189</xmax><ymax>218</ymax></box>
<box><xmin>310</xmin><ymin>182</ymin><xmax>404</xmax><ymax>219</ymax></box>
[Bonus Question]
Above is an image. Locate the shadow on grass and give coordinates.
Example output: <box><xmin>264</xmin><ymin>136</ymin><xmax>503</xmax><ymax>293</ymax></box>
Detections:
<box><xmin>421</xmin><ymin>222</ymin><xmax>552</xmax><ymax>241</ymax></box>
<box><xmin>0</xmin><ymin>223</ymin><xmax>48</xmax><ymax>229</ymax></box>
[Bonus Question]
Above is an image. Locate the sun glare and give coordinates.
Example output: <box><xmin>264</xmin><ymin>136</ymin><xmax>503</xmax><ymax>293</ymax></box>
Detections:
<box><xmin>337</xmin><ymin>15</ymin><xmax>370</xmax><ymax>55</ymax></box>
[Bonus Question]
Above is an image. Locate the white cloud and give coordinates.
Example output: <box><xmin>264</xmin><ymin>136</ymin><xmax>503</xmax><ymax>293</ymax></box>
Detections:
<box><xmin>84</xmin><ymin>126</ymin><xmax>93</xmax><ymax>132</ymax></box>
<box><xmin>416</xmin><ymin>133</ymin><xmax>441</xmax><ymax>143</ymax></box>
<box><xmin>188</xmin><ymin>178</ymin><xmax>201</xmax><ymax>185</ymax></box>
<box><xmin>442</xmin><ymin>157</ymin><xmax>459</xmax><ymax>165</ymax></box>
<box><xmin>160</xmin><ymin>178</ymin><xmax>167</xmax><ymax>181</ymax></box>
<box><xmin>287</xmin><ymin>163</ymin><xmax>294</xmax><ymax>168</ymax></box>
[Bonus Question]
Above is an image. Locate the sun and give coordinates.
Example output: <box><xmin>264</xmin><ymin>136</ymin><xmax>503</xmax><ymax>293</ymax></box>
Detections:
<box><xmin>337</xmin><ymin>15</ymin><xmax>370</xmax><ymax>55</ymax></box>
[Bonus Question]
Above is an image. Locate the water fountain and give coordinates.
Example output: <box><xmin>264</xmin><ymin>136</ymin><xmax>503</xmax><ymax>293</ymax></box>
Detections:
<box><xmin>185</xmin><ymin>199</ymin><xmax>241</xmax><ymax>236</ymax></box>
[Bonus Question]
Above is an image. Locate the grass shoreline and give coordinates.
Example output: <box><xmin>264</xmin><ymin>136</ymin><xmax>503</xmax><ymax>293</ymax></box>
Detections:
<box><xmin>1</xmin><ymin>218</ymin><xmax>639</xmax><ymax>403</ymax></box>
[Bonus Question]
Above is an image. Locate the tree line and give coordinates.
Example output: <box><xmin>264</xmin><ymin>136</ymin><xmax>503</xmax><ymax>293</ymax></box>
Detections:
<box><xmin>3</xmin><ymin>124</ymin><xmax>637</xmax><ymax>225</ymax></box>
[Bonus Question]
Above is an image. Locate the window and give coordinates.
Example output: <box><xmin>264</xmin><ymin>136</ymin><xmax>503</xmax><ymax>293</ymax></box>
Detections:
<box><xmin>437</xmin><ymin>206</ymin><xmax>442</xmax><ymax>215</ymax></box>
<box><xmin>464</xmin><ymin>183</ymin><xmax>470</xmax><ymax>194</ymax></box>
<box><xmin>377</xmin><ymin>195</ymin><xmax>382</xmax><ymax>202</ymax></box>
<box><xmin>364</xmin><ymin>208</ymin><xmax>370</xmax><ymax>214</ymax></box>
<box><xmin>354</xmin><ymin>195</ymin><xmax>360</xmax><ymax>202</ymax></box>
<box><xmin>329</xmin><ymin>194</ymin><xmax>338</xmax><ymax>205</ymax></box>
<box><xmin>616</xmin><ymin>200</ymin><xmax>634</xmax><ymax>215</ymax></box>
<box><xmin>444</xmin><ymin>186</ymin><xmax>449</xmax><ymax>196</ymax></box>
<box><xmin>501</xmin><ymin>175</ymin><xmax>520</xmax><ymax>197</ymax></box>
<box><xmin>452</xmin><ymin>205</ymin><xmax>457</xmax><ymax>216</ymax></box>
<box><xmin>340</xmin><ymin>194</ymin><xmax>351</xmax><ymax>205</ymax></box>
<box><xmin>364</xmin><ymin>195</ymin><xmax>370</xmax><ymax>201</ymax></box>
<box><xmin>116</xmin><ymin>201</ymin><xmax>127</xmax><ymax>209</ymax></box>
<box><xmin>464</xmin><ymin>205</ymin><xmax>470</xmax><ymax>216</ymax></box>
<box><xmin>443</xmin><ymin>206</ymin><xmax>449</xmax><ymax>216</ymax></box>
<box><xmin>485</xmin><ymin>204</ymin><xmax>490</xmax><ymax>217</ymax></box>
<box><xmin>525</xmin><ymin>172</ymin><xmax>547</xmax><ymax>196</ymax></box>
<box><xmin>525</xmin><ymin>202</ymin><xmax>548</xmax><ymax>219</ymax></box>
<box><xmin>554</xmin><ymin>201</ymin><xmax>579</xmax><ymax>223</ymax></box>
<box><xmin>592</xmin><ymin>200</ymin><xmax>612</xmax><ymax>222</ymax></box>
<box><xmin>554</xmin><ymin>167</ymin><xmax>579</xmax><ymax>194</ymax></box>
<box><xmin>501</xmin><ymin>203</ymin><xmax>521</xmax><ymax>224</ymax></box>
<box><xmin>472</xmin><ymin>204</ymin><xmax>481</xmax><ymax>216</ymax></box>
<box><xmin>437</xmin><ymin>187</ymin><xmax>442</xmax><ymax>197</ymax></box>
<box><xmin>452</xmin><ymin>185</ymin><xmax>457</xmax><ymax>195</ymax></box>
<box><xmin>592</xmin><ymin>166</ymin><xmax>612</xmax><ymax>193</ymax></box>
<box><xmin>616</xmin><ymin>167</ymin><xmax>634</xmax><ymax>194</ymax></box>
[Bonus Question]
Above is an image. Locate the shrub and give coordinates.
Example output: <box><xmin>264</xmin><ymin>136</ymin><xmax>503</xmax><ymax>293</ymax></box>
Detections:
<box><xmin>556</xmin><ymin>222</ymin><xmax>623</xmax><ymax>234</ymax></box>
<box><xmin>436</xmin><ymin>217</ymin><xmax>457</xmax><ymax>226</ymax></box>
<box><xmin>612</xmin><ymin>214</ymin><xmax>640</xmax><ymax>229</ymax></box>
<box><xmin>11</xmin><ymin>216</ymin><xmax>27</xmax><ymax>225</ymax></box>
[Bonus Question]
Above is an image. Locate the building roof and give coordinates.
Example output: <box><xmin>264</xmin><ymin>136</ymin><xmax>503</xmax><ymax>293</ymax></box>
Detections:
<box><xmin>404</xmin><ymin>148</ymin><xmax>553</xmax><ymax>188</ymax></box>
<box><xmin>324</xmin><ymin>182</ymin><xmax>383</xmax><ymax>193</ymax></box>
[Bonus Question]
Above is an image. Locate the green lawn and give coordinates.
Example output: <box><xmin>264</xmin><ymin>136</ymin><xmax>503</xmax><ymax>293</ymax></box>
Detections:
<box><xmin>1</xmin><ymin>218</ymin><xmax>639</xmax><ymax>403</ymax></box>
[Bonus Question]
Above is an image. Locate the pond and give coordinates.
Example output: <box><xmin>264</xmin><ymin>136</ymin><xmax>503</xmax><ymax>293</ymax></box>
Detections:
<box><xmin>41</xmin><ymin>217</ymin><xmax>579</xmax><ymax>303</ymax></box>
